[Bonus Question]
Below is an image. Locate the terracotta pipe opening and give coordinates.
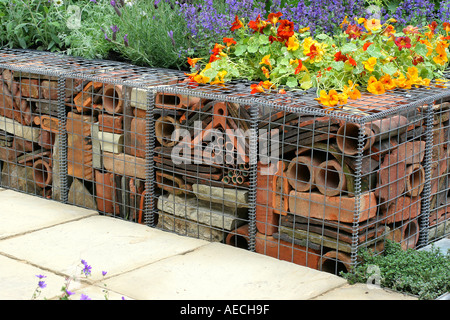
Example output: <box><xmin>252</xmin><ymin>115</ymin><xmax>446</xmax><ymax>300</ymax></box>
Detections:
<box><xmin>405</xmin><ymin>164</ymin><xmax>425</xmax><ymax>197</ymax></box>
<box><xmin>319</xmin><ymin>251</ymin><xmax>352</xmax><ymax>275</ymax></box>
<box><xmin>315</xmin><ymin>160</ymin><xmax>347</xmax><ymax>196</ymax></box>
<box><xmin>336</xmin><ymin>123</ymin><xmax>375</xmax><ymax>155</ymax></box>
<box><xmin>155</xmin><ymin>116</ymin><xmax>180</xmax><ymax>147</ymax></box>
<box><xmin>402</xmin><ymin>219</ymin><xmax>419</xmax><ymax>250</ymax></box>
<box><xmin>103</xmin><ymin>84</ymin><xmax>123</xmax><ymax>114</ymax></box>
<box><xmin>33</xmin><ymin>159</ymin><xmax>52</xmax><ymax>188</ymax></box>
<box><xmin>226</xmin><ymin>234</ymin><xmax>248</xmax><ymax>249</ymax></box>
<box><xmin>286</xmin><ymin>156</ymin><xmax>316</xmax><ymax>191</ymax></box>
<box><xmin>160</xmin><ymin>94</ymin><xmax>181</xmax><ymax>108</ymax></box>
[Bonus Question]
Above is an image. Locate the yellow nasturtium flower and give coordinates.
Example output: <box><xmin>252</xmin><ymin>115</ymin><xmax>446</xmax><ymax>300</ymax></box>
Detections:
<box><xmin>434</xmin><ymin>41</ymin><xmax>448</xmax><ymax>65</ymax></box>
<box><xmin>365</xmin><ymin>18</ymin><xmax>382</xmax><ymax>31</ymax></box>
<box><xmin>379</xmin><ymin>74</ymin><xmax>397</xmax><ymax>90</ymax></box>
<box><xmin>362</xmin><ymin>57</ymin><xmax>377</xmax><ymax>72</ymax></box>
<box><xmin>259</xmin><ymin>54</ymin><xmax>272</xmax><ymax>69</ymax></box>
<box><xmin>343</xmin><ymin>80</ymin><xmax>361</xmax><ymax>100</ymax></box>
<box><xmin>286</xmin><ymin>35</ymin><xmax>300</xmax><ymax>51</ymax></box>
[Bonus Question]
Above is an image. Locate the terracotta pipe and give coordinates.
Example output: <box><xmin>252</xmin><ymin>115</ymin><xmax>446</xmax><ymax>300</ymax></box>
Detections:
<box><xmin>155</xmin><ymin>171</ymin><xmax>192</xmax><ymax>195</ymax></box>
<box><xmin>387</xmin><ymin>219</ymin><xmax>420</xmax><ymax>250</ymax></box>
<box><xmin>337</xmin><ymin>115</ymin><xmax>409</xmax><ymax>156</ymax></box>
<box><xmin>286</xmin><ymin>155</ymin><xmax>322</xmax><ymax>191</ymax></box>
<box><xmin>318</xmin><ymin>250</ymin><xmax>352</xmax><ymax>274</ymax></box>
<box><xmin>314</xmin><ymin>159</ymin><xmax>347</xmax><ymax>196</ymax></box>
<box><xmin>32</xmin><ymin>158</ymin><xmax>52</xmax><ymax>188</ymax></box>
<box><xmin>336</xmin><ymin>122</ymin><xmax>375</xmax><ymax>156</ymax></box>
<box><xmin>155</xmin><ymin>115</ymin><xmax>180</xmax><ymax>147</ymax></box>
<box><xmin>405</xmin><ymin>163</ymin><xmax>425</xmax><ymax>197</ymax></box>
<box><xmin>103</xmin><ymin>84</ymin><xmax>123</xmax><ymax>114</ymax></box>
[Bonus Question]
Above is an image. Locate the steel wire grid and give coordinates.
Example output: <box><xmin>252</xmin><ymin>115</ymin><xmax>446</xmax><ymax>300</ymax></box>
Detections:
<box><xmin>1</xmin><ymin>49</ymin><xmax>450</xmax><ymax>274</ymax></box>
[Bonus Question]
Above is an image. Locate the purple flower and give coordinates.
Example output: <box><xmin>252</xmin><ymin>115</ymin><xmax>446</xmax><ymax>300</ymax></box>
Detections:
<box><xmin>80</xmin><ymin>294</ymin><xmax>91</xmax><ymax>300</ymax></box>
<box><xmin>90</xmin><ymin>0</ymin><xmax>97</xmax><ymax>3</ymax></box>
<box><xmin>123</xmin><ymin>34</ymin><xmax>129</xmax><ymax>47</ymax></box>
<box><xmin>111</xmin><ymin>25</ymin><xmax>119</xmax><ymax>40</ymax></box>
<box><xmin>65</xmin><ymin>290</ymin><xmax>75</xmax><ymax>296</ymax></box>
<box><xmin>38</xmin><ymin>281</ymin><xmax>47</xmax><ymax>289</ymax></box>
<box><xmin>36</xmin><ymin>274</ymin><xmax>47</xmax><ymax>279</ymax></box>
<box><xmin>168</xmin><ymin>30</ymin><xmax>175</xmax><ymax>47</ymax></box>
<box><xmin>110</xmin><ymin>0</ymin><xmax>116</xmax><ymax>6</ymax></box>
<box><xmin>102</xmin><ymin>271</ymin><xmax>108</xmax><ymax>276</ymax></box>
<box><xmin>81</xmin><ymin>259</ymin><xmax>92</xmax><ymax>276</ymax></box>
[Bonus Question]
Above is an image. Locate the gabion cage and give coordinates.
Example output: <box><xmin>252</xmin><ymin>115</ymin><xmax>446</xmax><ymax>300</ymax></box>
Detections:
<box><xmin>1</xmin><ymin>48</ymin><xmax>449</xmax><ymax>275</ymax></box>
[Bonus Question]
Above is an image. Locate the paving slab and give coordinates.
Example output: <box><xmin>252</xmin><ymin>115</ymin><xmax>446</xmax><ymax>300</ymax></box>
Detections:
<box><xmin>0</xmin><ymin>189</ymin><xmax>97</xmax><ymax>239</ymax></box>
<box><xmin>0</xmin><ymin>254</ymin><xmax>66</xmax><ymax>300</ymax></box>
<box><xmin>102</xmin><ymin>242</ymin><xmax>348</xmax><ymax>300</ymax></box>
<box><xmin>0</xmin><ymin>215</ymin><xmax>208</xmax><ymax>281</ymax></box>
<box><xmin>313</xmin><ymin>283</ymin><xmax>417</xmax><ymax>300</ymax></box>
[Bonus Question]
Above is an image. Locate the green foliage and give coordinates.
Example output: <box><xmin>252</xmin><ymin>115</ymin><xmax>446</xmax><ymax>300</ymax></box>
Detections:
<box><xmin>342</xmin><ymin>240</ymin><xmax>450</xmax><ymax>300</ymax></box>
<box><xmin>108</xmin><ymin>1</ymin><xmax>193</xmax><ymax>69</ymax></box>
<box><xmin>0</xmin><ymin>0</ymin><xmax>116</xmax><ymax>59</ymax></box>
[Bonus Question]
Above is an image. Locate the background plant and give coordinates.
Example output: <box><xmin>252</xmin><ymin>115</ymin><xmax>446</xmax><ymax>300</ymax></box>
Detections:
<box><xmin>342</xmin><ymin>240</ymin><xmax>450</xmax><ymax>300</ymax></box>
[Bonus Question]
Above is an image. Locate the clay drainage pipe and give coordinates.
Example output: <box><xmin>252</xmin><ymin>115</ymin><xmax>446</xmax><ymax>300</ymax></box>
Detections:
<box><xmin>388</xmin><ymin>219</ymin><xmax>420</xmax><ymax>250</ymax></box>
<box><xmin>336</xmin><ymin>122</ymin><xmax>375</xmax><ymax>156</ymax></box>
<box><xmin>318</xmin><ymin>251</ymin><xmax>352</xmax><ymax>275</ymax></box>
<box><xmin>103</xmin><ymin>84</ymin><xmax>123</xmax><ymax>114</ymax></box>
<box><xmin>405</xmin><ymin>163</ymin><xmax>425</xmax><ymax>197</ymax></box>
<box><xmin>314</xmin><ymin>159</ymin><xmax>347</xmax><ymax>196</ymax></box>
<box><xmin>155</xmin><ymin>116</ymin><xmax>180</xmax><ymax>147</ymax></box>
<box><xmin>286</xmin><ymin>155</ymin><xmax>321</xmax><ymax>191</ymax></box>
<box><xmin>32</xmin><ymin>159</ymin><xmax>52</xmax><ymax>188</ymax></box>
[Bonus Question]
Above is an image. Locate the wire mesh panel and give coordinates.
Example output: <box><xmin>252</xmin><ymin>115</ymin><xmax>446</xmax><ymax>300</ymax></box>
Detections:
<box><xmin>1</xmin><ymin>48</ymin><xmax>450</xmax><ymax>276</ymax></box>
<box><xmin>0</xmin><ymin>68</ymin><xmax>64</xmax><ymax>200</ymax></box>
<box><xmin>428</xmin><ymin>98</ymin><xmax>450</xmax><ymax>243</ymax></box>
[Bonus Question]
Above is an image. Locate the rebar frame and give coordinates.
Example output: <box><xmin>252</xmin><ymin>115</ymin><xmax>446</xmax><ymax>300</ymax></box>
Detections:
<box><xmin>1</xmin><ymin>48</ymin><xmax>450</xmax><ymax>275</ymax></box>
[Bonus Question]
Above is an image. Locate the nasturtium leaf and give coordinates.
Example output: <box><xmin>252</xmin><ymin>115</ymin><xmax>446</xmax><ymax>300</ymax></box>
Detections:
<box><xmin>341</xmin><ymin>42</ymin><xmax>357</xmax><ymax>54</ymax></box>
<box><xmin>286</xmin><ymin>77</ymin><xmax>298</xmax><ymax>88</ymax></box>
<box><xmin>382</xmin><ymin>63</ymin><xmax>397</xmax><ymax>75</ymax></box>
<box><xmin>234</xmin><ymin>45</ymin><xmax>247</xmax><ymax>56</ymax></box>
<box><xmin>331</xmin><ymin>61</ymin><xmax>344</xmax><ymax>71</ymax></box>
<box><xmin>300</xmin><ymin>73</ymin><xmax>312</xmax><ymax>90</ymax></box>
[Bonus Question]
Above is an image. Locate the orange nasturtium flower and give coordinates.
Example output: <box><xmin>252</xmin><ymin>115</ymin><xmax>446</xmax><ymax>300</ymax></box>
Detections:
<box><xmin>367</xmin><ymin>79</ymin><xmax>386</xmax><ymax>95</ymax></box>
<box><xmin>210</xmin><ymin>70</ymin><xmax>228</xmax><ymax>86</ymax></box>
<box><xmin>231</xmin><ymin>15</ymin><xmax>244</xmax><ymax>31</ymax></box>
<box><xmin>340</xmin><ymin>15</ymin><xmax>349</xmax><ymax>28</ymax></box>
<box><xmin>303</xmin><ymin>37</ymin><xmax>326</xmax><ymax>63</ymax></box>
<box><xmin>262</xmin><ymin>80</ymin><xmax>275</xmax><ymax>90</ymax></box>
<box><xmin>364</xmin><ymin>18</ymin><xmax>382</xmax><ymax>31</ymax></box>
<box><xmin>259</xmin><ymin>54</ymin><xmax>272</xmax><ymax>69</ymax></box>
<box><xmin>250</xmin><ymin>81</ymin><xmax>265</xmax><ymax>94</ymax></box>
<box><xmin>187</xmin><ymin>57</ymin><xmax>202</xmax><ymax>68</ymax></box>
<box><xmin>343</xmin><ymin>80</ymin><xmax>361</xmax><ymax>100</ymax></box>
<box><xmin>248</xmin><ymin>14</ymin><xmax>267</xmax><ymax>33</ymax></box>
<box><xmin>290</xmin><ymin>59</ymin><xmax>307</xmax><ymax>74</ymax></box>
<box><xmin>286</xmin><ymin>35</ymin><xmax>300</xmax><ymax>51</ymax></box>
<box><xmin>223</xmin><ymin>37</ymin><xmax>237</xmax><ymax>47</ymax></box>
<box><xmin>379</xmin><ymin>74</ymin><xmax>397</xmax><ymax>90</ymax></box>
<box><xmin>277</xmin><ymin>19</ymin><xmax>295</xmax><ymax>40</ymax></box>
<box><xmin>315</xmin><ymin>90</ymin><xmax>347</xmax><ymax>108</ymax></box>
<box><xmin>403</xmin><ymin>25</ymin><xmax>419</xmax><ymax>35</ymax></box>
<box><xmin>363</xmin><ymin>41</ymin><xmax>374</xmax><ymax>51</ymax></box>
<box><xmin>261</xmin><ymin>66</ymin><xmax>270</xmax><ymax>78</ymax></box>
<box><xmin>267</xmin><ymin>12</ymin><xmax>283</xmax><ymax>25</ymax></box>
<box><xmin>315</xmin><ymin>90</ymin><xmax>339</xmax><ymax>107</ymax></box>
<box><xmin>345</xmin><ymin>24</ymin><xmax>363</xmax><ymax>39</ymax></box>
<box><xmin>443</xmin><ymin>22</ymin><xmax>450</xmax><ymax>33</ymax></box>
<box><xmin>395</xmin><ymin>73</ymin><xmax>412</xmax><ymax>89</ymax></box>
<box><xmin>394</xmin><ymin>36</ymin><xmax>412</xmax><ymax>50</ymax></box>
<box><xmin>434</xmin><ymin>41</ymin><xmax>449</xmax><ymax>65</ymax></box>
<box><xmin>362</xmin><ymin>57</ymin><xmax>377</xmax><ymax>72</ymax></box>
